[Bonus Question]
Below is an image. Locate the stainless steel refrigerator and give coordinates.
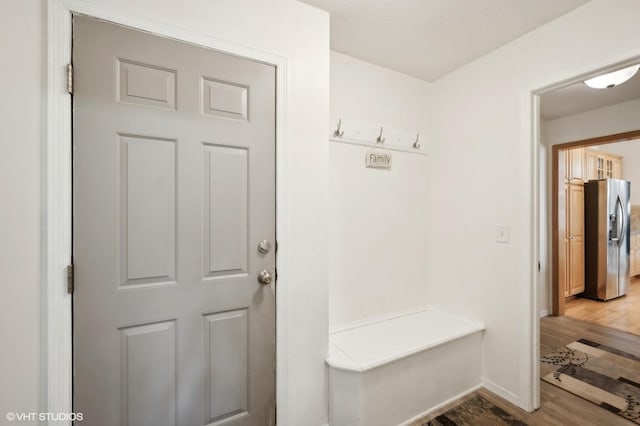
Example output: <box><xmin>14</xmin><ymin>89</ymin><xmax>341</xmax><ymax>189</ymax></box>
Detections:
<box><xmin>584</xmin><ymin>179</ymin><xmax>631</xmax><ymax>301</ymax></box>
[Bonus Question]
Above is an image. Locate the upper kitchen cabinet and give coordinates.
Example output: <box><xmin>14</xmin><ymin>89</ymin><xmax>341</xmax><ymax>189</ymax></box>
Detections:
<box><xmin>584</xmin><ymin>148</ymin><xmax>623</xmax><ymax>181</ymax></box>
<box><xmin>563</xmin><ymin>147</ymin><xmax>584</xmax><ymax>183</ymax></box>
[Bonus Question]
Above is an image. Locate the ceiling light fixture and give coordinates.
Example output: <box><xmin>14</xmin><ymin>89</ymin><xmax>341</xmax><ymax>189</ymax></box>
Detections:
<box><xmin>584</xmin><ymin>64</ymin><xmax>640</xmax><ymax>89</ymax></box>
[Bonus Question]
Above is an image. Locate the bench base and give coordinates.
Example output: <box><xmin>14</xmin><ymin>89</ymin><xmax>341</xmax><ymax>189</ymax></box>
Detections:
<box><xmin>327</xmin><ymin>307</ymin><xmax>484</xmax><ymax>426</ymax></box>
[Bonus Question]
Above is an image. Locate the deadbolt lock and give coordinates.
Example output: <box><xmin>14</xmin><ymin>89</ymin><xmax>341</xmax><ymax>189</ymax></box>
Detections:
<box><xmin>258</xmin><ymin>240</ymin><xmax>272</xmax><ymax>254</ymax></box>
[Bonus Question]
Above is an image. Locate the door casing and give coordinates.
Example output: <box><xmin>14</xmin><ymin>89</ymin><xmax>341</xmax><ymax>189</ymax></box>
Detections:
<box><xmin>531</xmin><ymin>56</ymin><xmax>640</xmax><ymax>414</ymax></box>
<box><xmin>43</xmin><ymin>1</ymin><xmax>290</xmax><ymax>422</ymax></box>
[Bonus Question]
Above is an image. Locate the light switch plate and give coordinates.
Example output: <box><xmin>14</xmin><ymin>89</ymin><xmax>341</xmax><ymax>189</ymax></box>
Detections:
<box><xmin>496</xmin><ymin>224</ymin><xmax>510</xmax><ymax>243</ymax></box>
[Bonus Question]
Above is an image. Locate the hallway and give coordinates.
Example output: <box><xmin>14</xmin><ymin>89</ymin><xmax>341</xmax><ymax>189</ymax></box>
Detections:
<box><xmin>565</xmin><ymin>276</ymin><xmax>640</xmax><ymax>335</ymax></box>
<box><xmin>414</xmin><ymin>315</ymin><xmax>640</xmax><ymax>425</ymax></box>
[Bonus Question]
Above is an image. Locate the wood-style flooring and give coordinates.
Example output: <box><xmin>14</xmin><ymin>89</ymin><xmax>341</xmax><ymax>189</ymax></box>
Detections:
<box><xmin>565</xmin><ymin>276</ymin><xmax>640</xmax><ymax>336</ymax></box>
<box><xmin>413</xmin><ymin>315</ymin><xmax>640</xmax><ymax>426</ymax></box>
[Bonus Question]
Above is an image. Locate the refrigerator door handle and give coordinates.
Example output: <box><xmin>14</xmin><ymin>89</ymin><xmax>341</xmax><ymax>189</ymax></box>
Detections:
<box><xmin>616</xmin><ymin>196</ymin><xmax>625</xmax><ymax>247</ymax></box>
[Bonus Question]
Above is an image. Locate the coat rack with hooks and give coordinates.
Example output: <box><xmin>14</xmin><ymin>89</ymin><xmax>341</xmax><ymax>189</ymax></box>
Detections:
<box><xmin>330</xmin><ymin>118</ymin><xmax>427</xmax><ymax>156</ymax></box>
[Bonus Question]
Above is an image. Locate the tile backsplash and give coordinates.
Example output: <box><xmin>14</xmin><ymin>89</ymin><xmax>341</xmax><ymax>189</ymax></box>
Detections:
<box><xmin>632</xmin><ymin>205</ymin><xmax>640</xmax><ymax>231</ymax></box>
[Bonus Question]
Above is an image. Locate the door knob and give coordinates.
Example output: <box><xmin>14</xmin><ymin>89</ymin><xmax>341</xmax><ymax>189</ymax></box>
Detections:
<box><xmin>258</xmin><ymin>270</ymin><xmax>273</xmax><ymax>285</ymax></box>
<box><xmin>258</xmin><ymin>240</ymin><xmax>272</xmax><ymax>254</ymax></box>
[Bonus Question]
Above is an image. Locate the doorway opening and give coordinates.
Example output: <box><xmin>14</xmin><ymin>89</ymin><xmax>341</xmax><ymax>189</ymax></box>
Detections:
<box><xmin>550</xmin><ymin>131</ymin><xmax>640</xmax><ymax>335</ymax></box>
<box><xmin>533</xmin><ymin>60</ymin><xmax>640</xmax><ymax>425</ymax></box>
<box><xmin>538</xmin><ymin>58</ymin><xmax>640</xmax><ymax>333</ymax></box>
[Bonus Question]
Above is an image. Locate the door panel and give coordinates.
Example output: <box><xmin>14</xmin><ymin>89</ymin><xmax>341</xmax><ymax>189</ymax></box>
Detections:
<box><xmin>73</xmin><ymin>16</ymin><xmax>276</xmax><ymax>426</ymax></box>
<box><xmin>203</xmin><ymin>145</ymin><xmax>249</xmax><ymax>279</ymax></box>
<box><xmin>119</xmin><ymin>320</ymin><xmax>177</xmax><ymax>426</ymax></box>
<box><xmin>569</xmin><ymin>184</ymin><xmax>584</xmax><ymax>238</ymax></box>
<box><xmin>567</xmin><ymin>183</ymin><xmax>585</xmax><ymax>296</ymax></box>
<box><xmin>569</xmin><ymin>148</ymin><xmax>583</xmax><ymax>182</ymax></box>
<box><xmin>119</xmin><ymin>134</ymin><xmax>177</xmax><ymax>286</ymax></box>
<box><xmin>560</xmin><ymin>238</ymin><xmax>569</xmax><ymax>297</ymax></box>
<box><xmin>203</xmin><ymin>309</ymin><xmax>249</xmax><ymax>424</ymax></box>
<box><xmin>560</xmin><ymin>184</ymin><xmax>569</xmax><ymax>296</ymax></box>
<box><xmin>569</xmin><ymin>238</ymin><xmax>585</xmax><ymax>295</ymax></box>
<box><xmin>585</xmin><ymin>150</ymin><xmax>597</xmax><ymax>181</ymax></box>
<box><xmin>117</xmin><ymin>59</ymin><xmax>177</xmax><ymax>110</ymax></box>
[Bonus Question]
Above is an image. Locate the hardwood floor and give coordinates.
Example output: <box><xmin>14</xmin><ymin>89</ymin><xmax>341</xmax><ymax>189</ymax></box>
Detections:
<box><xmin>413</xmin><ymin>315</ymin><xmax>640</xmax><ymax>426</ymax></box>
<box><xmin>565</xmin><ymin>276</ymin><xmax>640</xmax><ymax>336</ymax></box>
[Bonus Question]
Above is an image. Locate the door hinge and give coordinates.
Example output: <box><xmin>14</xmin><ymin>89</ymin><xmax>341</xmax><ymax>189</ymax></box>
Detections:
<box><xmin>66</xmin><ymin>63</ymin><xmax>73</xmax><ymax>95</ymax></box>
<box><xmin>66</xmin><ymin>264</ymin><xmax>74</xmax><ymax>294</ymax></box>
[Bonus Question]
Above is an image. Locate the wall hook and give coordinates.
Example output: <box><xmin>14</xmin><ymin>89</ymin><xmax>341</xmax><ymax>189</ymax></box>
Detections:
<box><xmin>413</xmin><ymin>134</ymin><xmax>421</xmax><ymax>149</ymax></box>
<box><xmin>376</xmin><ymin>126</ymin><xmax>386</xmax><ymax>143</ymax></box>
<box><xmin>333</xmin><ymin>119</ymin><xmax>344</xmax><ymax>137</ymax></box>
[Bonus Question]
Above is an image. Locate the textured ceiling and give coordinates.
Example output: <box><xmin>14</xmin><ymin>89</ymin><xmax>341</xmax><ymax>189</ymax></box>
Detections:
<box><xmin>299</xmin><ymin>0</ymin><xmax>589</xmax><ymax>81</ymax></box>
<box><xmin>541</xmin><ymin>69</ymin><xmax>640</xmax><ymax>120</ymax></box>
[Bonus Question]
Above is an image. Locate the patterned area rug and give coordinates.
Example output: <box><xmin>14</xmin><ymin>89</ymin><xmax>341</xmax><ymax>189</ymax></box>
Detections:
<box><xmin>415</xmin><ymin>394</ymin><xmax>528</xmax><ymax>425</ymax></box>
<box><xmin>541</xmin><ymin>338</ymin><xmax>640</xmax><ymax>424</ymax></box>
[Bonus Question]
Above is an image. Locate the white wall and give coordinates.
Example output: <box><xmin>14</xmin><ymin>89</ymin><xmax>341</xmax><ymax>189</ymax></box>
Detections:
<box><xmin>544</xmin><ymin>97</ymin><xmax>640</xmax><ymax>146</ymax></box>
<box><xmin>0</xmin><ymin>1</ymin><xmax>329</xmax><ymax>425</ymax></box>
<box><xmin>538</xmin><ymin>98</ymin><xmax>640</xmax><ymax>314</ymax></box>
<box><xmin>429</xmin><ymin>0</ymin><xmax>640</xmax><ymax>408</ymax></box>
<box><xmin>0</xmin><ymin>1</ymin><xmax>41</xmax><ymax>422</ymax></box>
<box><xmin>329</xmin><ymin>52</ymin><xmax>432</xmax><ymax>327</ymax></box>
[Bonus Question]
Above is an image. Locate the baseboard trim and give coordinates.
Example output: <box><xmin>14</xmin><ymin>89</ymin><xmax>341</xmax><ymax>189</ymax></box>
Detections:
<box><xmin>481</xmin><ymin>378</ymin><xmax>520</xmax><ymax>406</ymax></box>
<box><xmin>397</xmin><ymin>384</ymin><xmax>482</xmax><ymax>426</ymax></box>
<box><xmin>539</xmin><ymin>309</ymin><xmax>549</xmax><ymax>318</ymax></box>
<box><xmin>327</xmin><ymin>381</ymin><xmax>520</xmax><ymax>425</ymax></box>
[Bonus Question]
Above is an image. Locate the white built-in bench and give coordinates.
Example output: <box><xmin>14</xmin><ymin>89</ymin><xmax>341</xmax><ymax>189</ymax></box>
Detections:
<box><xmin>327</xmin><ymin>306</ymin><xmax>485</xmax><ymax>426</ymax></box>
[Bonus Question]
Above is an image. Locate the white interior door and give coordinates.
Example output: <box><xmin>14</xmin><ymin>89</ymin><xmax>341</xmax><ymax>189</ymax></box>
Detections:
<box><xmin>72</xmin><ymin>16</ymin><xmax>276</xmax><ymax>426</ymax></box>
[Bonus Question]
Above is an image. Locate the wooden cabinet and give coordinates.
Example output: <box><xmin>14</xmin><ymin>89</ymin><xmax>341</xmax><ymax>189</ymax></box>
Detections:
<box><xmin>568</xmin><ymin>148</ymin><xmax>584</xmax><ymax>182</ymax></box>
<box><xmin>559</xmin><ymin>147</ymin><xmax>624</xmax><ymax>299</ymax></box>
<box><xmin>567</xmin><ymin>183</ymin><xmax>585</xmax><ymax>296</ymax></box>
<box><xmin>584</xmin><ymin>148</ymin><xmax>622</xmax><ymax>181</ymax></box>
<box><xmin>559</xmin><ymin>182</ymin><xmax>569</xmax><ymax>297</ymax></box>
<box><xmin>613</xmin><ymin>158</ymin><xmax>623</xmax><ymax>180</ymax></box>
<box><xmin>562</xmin><ymin>147</ymin><xmax>584</xmax><ymax>183</ymax></box>
<box><xmin>631</xmin><ymin>234</ymin><xmax>640</xmax><ymax>277</ymax></box>
<box><xmin>585</xmin><ymin>149</ymin><xmax>597</xmax><ymax>181</ymax></box>
<box><xmin>560</xmin><ymin>148</ymin><xmax>587</xmax><ymax>297</ymax></box>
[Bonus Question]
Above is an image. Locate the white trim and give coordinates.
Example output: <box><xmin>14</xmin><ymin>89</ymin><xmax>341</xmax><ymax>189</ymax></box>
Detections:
<box><xmin>482</xmin><ymin>378</ymin><xmax>520</xmax><ymax>407</ymax></box>
<box><xmin>517</xmin><ymin>88</ymin><xmax>540</xmax><ymax>412</ymax></box>
<box><xmin>397</xmin><ymin>384</ymin><xmax>482</xmax><ymax>426</ymax></box>
<box><xmin>539</xmin><ymin>309</ymin><xmax>550</xmax><ymax>318</ymax></box>
<box><xmin>44</xmin><ymin>1</ymin><xmax>290</xmax><ymax>424</ymax></box>
<box><xmin>43</xmin><ymin>1</ymin><xmax>73</xmax><ymax>419</ymax></box>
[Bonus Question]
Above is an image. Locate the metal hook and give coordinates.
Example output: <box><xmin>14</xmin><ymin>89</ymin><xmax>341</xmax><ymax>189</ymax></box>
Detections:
<box><xmin>376</xmin><ymin>126</ymin><xmax>385</xmax><ymax>144</ymax></box>
<box><xmin>333</xmin><ymin>119</ymin><xmax>344</xmax><ymax>137</ymax></box>
<box><xmin>413</xmin><ymin>133</ymin><xmax>421</xmax><ymax>149</ymax></box>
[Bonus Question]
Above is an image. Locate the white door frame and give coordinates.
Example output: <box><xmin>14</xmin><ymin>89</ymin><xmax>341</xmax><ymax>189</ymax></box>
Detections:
<box><xmin>43</xmin><ymin>1</ymin><xmax>289</xmax><ymax>422</ymax></box>
<box><xmin>524</xmin><ymin>54</ymin><xmax>640</xmax><ymax>412</ymax></box>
